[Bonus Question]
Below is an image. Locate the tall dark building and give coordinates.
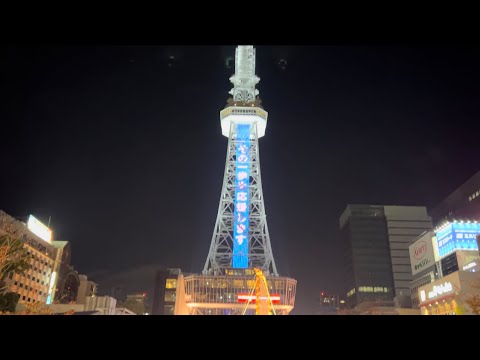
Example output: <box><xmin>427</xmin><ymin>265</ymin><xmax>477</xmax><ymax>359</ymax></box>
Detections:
<box><xmin>340</xmin><ymin>205</ymin><xmax>395</xmax><ymax>308</ymax></box>
<box><xmin>151</xmin><ymin>268</ymin><xmax>181</xmax><ymax>315</ymax></box>
<box><xmin>430</xmin><ymin>171</ymin><xmax>480</xmax><ymax>224</ymax></box>
<box><xmin>340</xmin><ymin>204</ymin><xmax>432</xmax><ymax>309</ymax></box>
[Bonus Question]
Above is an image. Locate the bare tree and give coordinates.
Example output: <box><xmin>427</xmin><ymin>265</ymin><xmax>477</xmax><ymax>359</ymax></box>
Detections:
<box><xmin>0</xmin><ymin>234</ymin><xmax>31</xmax><ymax>295</ymax></box>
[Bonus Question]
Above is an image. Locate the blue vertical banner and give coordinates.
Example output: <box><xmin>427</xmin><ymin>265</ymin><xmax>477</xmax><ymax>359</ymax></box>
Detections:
<box><xmin>233</xmin><ymin>124</ymin><xmax>251</xmax><ymax>268</ymax></box>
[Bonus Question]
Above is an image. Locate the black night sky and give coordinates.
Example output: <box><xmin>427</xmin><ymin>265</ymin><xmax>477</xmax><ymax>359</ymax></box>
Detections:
<box><xmin>1</xmin><ymin>45</ymin><xmax>480</xmax><ymax>314</ymax></box>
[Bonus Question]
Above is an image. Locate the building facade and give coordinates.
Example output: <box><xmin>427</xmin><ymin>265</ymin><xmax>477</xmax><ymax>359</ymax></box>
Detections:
<box><xmin>76</xmin><ymin>274</ymin><xmax>97</xmax><ymax>304</ymax></box>
<box><xmin>340</xmin><ymin>204</ymin><xmax>432</xmax><ymax>308</ymax></box>
<box><xmin>384</xmin><ymin>206</ymin><xmax>432</xmax><ymax>306</ymax></box>
<box><xmin>0</xmin><ymin>210</ymin><xmax>56</xmax><ymax>305</ymax></box>
<box><xmin>151</xmin><ymin>268</ymin><xmax>181</xmax><ymax>315</ymax></box>
<box><xmin>430</xmin><ymin>171</ymin><xmax>480</xmax><ymax>224</ymax></box>
<box><xmin>409</xmin><ymin>219</ymin><xmax>480</xmax><ymax>312</ymax></box>
<box><xmin>418</xmin><ymin>270</ymin><xmax>480</xmax><ymax>315</ymax></box>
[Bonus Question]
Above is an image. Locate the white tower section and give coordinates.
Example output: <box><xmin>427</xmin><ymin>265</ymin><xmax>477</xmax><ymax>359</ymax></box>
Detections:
<box><xmin>204</xmin><ymin>45</ymin><xmax>278</xmax><ymax>276</ymax></box>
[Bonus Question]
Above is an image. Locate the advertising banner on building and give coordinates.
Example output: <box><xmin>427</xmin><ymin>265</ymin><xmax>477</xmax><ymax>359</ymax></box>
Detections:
<box><xmin>436</xmin><ymin>222</ymin><xmax>480</xmax><ymax>258</ymax></box>
<box><xmin>409</xmin><ymin>231</ymin><xmax>436</xmax><ymax>276</ymax></box>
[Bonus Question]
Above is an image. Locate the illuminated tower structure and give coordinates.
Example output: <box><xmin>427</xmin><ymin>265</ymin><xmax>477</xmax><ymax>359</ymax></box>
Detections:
<box><xmin>182</xmin><ymin>46</ymin><xmax>297</xmax><ymax>315</ymax></box>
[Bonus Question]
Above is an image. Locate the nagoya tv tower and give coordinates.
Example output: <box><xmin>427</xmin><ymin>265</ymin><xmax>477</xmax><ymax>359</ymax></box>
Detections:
<box><xmin>204</xmin><ymin>45</ymin><xmax>276</xmax><ymax>274</ymax></box>
<box><xmin>181</xmin><ymin>46</ymin><xmax>297</xmax><ymax>315</ymax></box>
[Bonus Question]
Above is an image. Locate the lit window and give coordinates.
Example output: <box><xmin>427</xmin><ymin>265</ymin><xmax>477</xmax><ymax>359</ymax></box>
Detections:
<box><xmin>469</xmin><ymin>196</ymin><xmax>473</xmax><ymax>201</ymax></box>
<box><xmin>477</xmin><ymin>190</ymin><xmax>479</xmax><ymax>197</ymax></box>
<box><xmin>165</xmin><ymin>279</ymin><xmax>177</xmax><ymax>289</ymax></box>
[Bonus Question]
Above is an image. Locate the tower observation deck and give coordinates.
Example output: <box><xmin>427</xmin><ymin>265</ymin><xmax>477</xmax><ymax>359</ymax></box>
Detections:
<box><xmin>182</xmin><ymin>46</ymin><xmax>297</xmax><ymax>315</ymax></box>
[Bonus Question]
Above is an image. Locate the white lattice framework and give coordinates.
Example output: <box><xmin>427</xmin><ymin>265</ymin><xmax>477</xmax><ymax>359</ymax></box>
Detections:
<box><xmin>203</xmin><ymin>122</ymin><xmax>277</xmax><ymax>275</ymax></box>
<box><xmin>203</xmin><ymin>45</ymin><xmax>277</xmax><ymax>276</ymax></box>
<box><xmin>228</xmin><ymin>46</ymin><xmax>259</xmax><ymax>103</ymax></box>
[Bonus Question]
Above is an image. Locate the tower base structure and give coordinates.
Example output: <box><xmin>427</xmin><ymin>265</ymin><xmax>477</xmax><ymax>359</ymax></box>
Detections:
<box><xmin>180</xmin><ymin>268</ymin><xmax>296</xmax><ymax>315</ymax></box>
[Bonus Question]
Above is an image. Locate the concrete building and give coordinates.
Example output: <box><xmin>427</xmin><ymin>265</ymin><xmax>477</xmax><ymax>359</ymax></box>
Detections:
<box><xmin>151</xmin><ymin>268</ymin><xmax>182</xmax><ymax>315</ymax></box>
<box><xmin>418</xmin><ymin>270</ymin><xmax>480</xmax><ymax>315</ymax></box>
<box><xmin>76</xmin><ymin>274</ymin><xmax>97</xmax><ymax>304</ymax></box>
<box><xmin>84</xmin><ymin>295</ymin><xmax>116</xmax><ymax>315</ymax></box>
<box><xmin>0</xmin><ymin>210</ymin><xmax>57</xmax><ymax>305</ymax></box>
<box><xmin>430</xmin><ymin>171</ymin><xmax>480</xmax><ymax>224</ymax></box>
<box><xmin>409</xmin><ymin>220</ymin><xmax>480</xmax><ymax>311</ymax></box>
<box><xmin>340</xmin><ymin>205</ymin><xmax>432</xmax><ymax>308</ymax></box>
<box><xmin>384</xmin><ymin>206</ymin><xmax>432</xmax><ymax>307</ymax></box>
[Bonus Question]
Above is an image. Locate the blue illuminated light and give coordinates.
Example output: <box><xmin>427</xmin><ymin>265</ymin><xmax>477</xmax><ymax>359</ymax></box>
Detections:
<box><xmin>436</xmin><ymin>222</ymin><xmax>480</xmax><ymax>258</ymax></box>
<box><xmin>232</xmin><ymin>124</ymin><xmax>251</xmax><ymax>268</ymax></box>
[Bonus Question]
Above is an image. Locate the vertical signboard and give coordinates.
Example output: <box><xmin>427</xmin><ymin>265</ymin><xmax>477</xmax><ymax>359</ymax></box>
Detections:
<box><xmin>409</xmin><ymin>231</ymin><xmax>436</xmax><ymax>276</ymax></box>
<box><xmin>232</xmin><ymin>124</ymin><xmax>251</xmax><ymax>268</ymax></box>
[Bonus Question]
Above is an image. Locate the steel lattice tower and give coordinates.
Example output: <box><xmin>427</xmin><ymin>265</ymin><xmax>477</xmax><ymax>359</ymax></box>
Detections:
<box><xmin>203</xmin><ymin>45</ymin><xmax>278</xmax><ymax>276</ymax></box>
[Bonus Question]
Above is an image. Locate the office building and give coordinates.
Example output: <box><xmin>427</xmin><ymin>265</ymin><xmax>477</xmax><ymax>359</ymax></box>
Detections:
<box><xmin>340</xmin><ymin>204</ymin><xmax>432</xmax><ymax>308</ymax></box>
<box><xmin>0</xmin><ymin>210</ymin><xmax>57</xmax><ymax>305</ymax></box>
<box><xmin>430</xmin><ymin>171</ymin><xmax>480</xmax><ymax>224</ymax></box>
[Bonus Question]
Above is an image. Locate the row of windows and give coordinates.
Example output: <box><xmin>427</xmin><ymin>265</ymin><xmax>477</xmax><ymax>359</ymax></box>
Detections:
<box><xmin>21</xmin><ymin>296</ymin><xmax>35</xmax><ymax>303</ymax></box>
<box><xmin>25</xmin><ymin>274</ymin><xmax>48</xmax><ymax>282</ymax></box>
<box><xmin>13</xmin><ymin>282</ymin><xmax>45</xmax><ymax>294</ymax></box>
<box><xmin>220</xmin><ymin>107</ymin><xmax>267</xmax><ymax>119</ymax></box>
<box><xmin>29</xmin><ymin>269</ymin><xmax>49</xmax><ymax>277</ymax></box>
<box><xmin>468</xmin><ymin>190</ymin><xmax>480</xmax><ymax>202</ymax></box>
<box><xmin>358</xmin><ymin>286</ymin><xmax>389</xmax><ymax>293</ymax></box>
<box><xmin>411</xmin><ymin>280</ymin><xmax>432</xmax><ymax>295</ymax></box>
<box><xmin>26</xmin><ymin>250</ymin><xmax>53</xmax><ymax>266</ymax></box>
<box><xmin>16</xmin><ymin>276</ymin><xmax>46</xmax><ymax>285</ymax></box>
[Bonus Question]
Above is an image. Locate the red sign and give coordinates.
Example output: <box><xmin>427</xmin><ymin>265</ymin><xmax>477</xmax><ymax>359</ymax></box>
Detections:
<box><xmin>414</xmin><ymin>241</ymin><xmax>427</xmax><ymax>260</ymax></box>
<box><xmin>237</xmin><ymin>293</ymin><xmax>280</xmax><ymax>304</ymax></box>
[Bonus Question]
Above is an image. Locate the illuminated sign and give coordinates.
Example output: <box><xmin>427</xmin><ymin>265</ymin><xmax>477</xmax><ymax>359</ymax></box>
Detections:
<box><xmin>46</xmin><ymin>271</ymin><xmax>57</xmax><ymax>305</ymax></box>
<box><xmin>237</xmin><ymin>293</ymin><xmax>280</xmax><ymax>304</ymax></box>
<box><xmin>232</xmin><ymin>124</ymin><xmax>251</xmax><ymax>268</ymax></box>
<box><xmin>427</xmin><ymin>282</ymin><xmax>453</xmax><ymax>300</ymax></box>
<box><xmin>436</xmin><ymin>222</ymin><xmax>480</xmax><ymax>258</ymax></box>
<box><xmin>420</xmin><ymin>290</ymin><xmax>426</xmax><ymax>302</ymax></box>
<box><xmin>463</xmin><ymin>262</ymin><xmax>477</xmax><ymax>271</ymax></box>
<box><xmin>27</xmin><ymin>215</ymin><xmax>52</xmax><ymax>243</ymax></box>
<box><xmin>409</xmin><ymin>231</ymin><xmax>436</xmax><ymax>276</ymax></box>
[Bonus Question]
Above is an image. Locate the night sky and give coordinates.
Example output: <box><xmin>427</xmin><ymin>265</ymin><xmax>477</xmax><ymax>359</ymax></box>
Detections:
<box><xmin>1</xmin><ymin>45</ymin><xmax>480</xmax><ymax>314</ymax></box>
